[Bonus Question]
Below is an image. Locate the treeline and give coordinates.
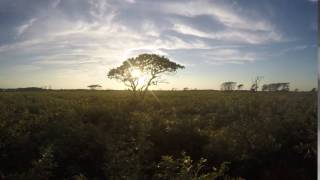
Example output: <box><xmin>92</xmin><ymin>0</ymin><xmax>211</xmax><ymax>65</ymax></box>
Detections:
<box><xmin>0</xmin><ymin>87</ymin><xmax>46</xmax><ymax>92</ymax></box>
<box><xmin>221</xmin><ymin>81</ymin><xmax>315</xmax><ymax>92</ymax></box>
<box><xmin>221</xmin><ymin>81</ymin><xmax>291</xmax><ymax>91</ymax></box>
<box><xmin>262</xmin><ymin>83</ymin><xmax>289</xmax><ymax>91</ymax></box>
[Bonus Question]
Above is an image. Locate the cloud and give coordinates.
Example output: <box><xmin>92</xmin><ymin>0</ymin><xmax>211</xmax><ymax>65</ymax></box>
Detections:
<box><xmin>125</xmin><ymin>0</ymin><xmax>135</xmax><ymax>3</ymax></box>
<box><xmin>0</xmin><ymin>0</ymin><xmax>288</xmax><ymax>78</ymax></box>
<box><xmin>203</xmin><ymin>49</ymin><xmax>256</xmax><ymax>64</ymax></box>
<box><xmin>34</xmin><ymin>54</ymin><xmax>103</xmax><ymax>65</ymax></box>
<box><xmin>11</xmin><ymin>64</ymin><xmax>42</xmax><ymax>72</ymax></box>
<box><xmin>16</xmin><ymin>18</ymin><xmax>37</xmax><ymax>36</ymax></box>
<box><xmin>172</xmin><ymin>23</ymin><xmax>282</xmax><ymax>44</ymax></box>
<box><xmin>282</xmin><ymin>45</ymin><xmax>309</xmax><ymax>53</ymax></box>
<box><xmin>51</xmin><ymin>0</ymin><xmax>61</xmax><ymax>8</ymax></box>
<box><xmin>162</xmin><ymin>0</ymin><xmax>275</xmax><ymax>32</ymax></box>
<box><xmin>161</xmin><ymin>0</ymin><xmax>285</xmax><ymax>46</ymax></box>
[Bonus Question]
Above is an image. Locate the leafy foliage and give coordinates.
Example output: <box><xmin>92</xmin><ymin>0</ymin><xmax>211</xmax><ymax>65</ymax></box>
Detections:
<box><xmin>88</xmin><ymin>85</ymin><xmax>102</xmax><ymax>90</ymax></box>
<box><xmin>154</xmin><ymin>152</ymin><xmax>232</xmax><ymax>180</ymax></box>
<box><xmin>108</xmin><ymin>54</ymin><xmax>184</xmax><ymax>97</ymax></box>
<box><xmin>221</xmin><ymin>82</ymin><xmax>237</xmax><ymax>91</ymax></box>
<box><xmin>0</xmin><ymin>90</ymin><xmax>316</xmax><ymax>179</ymax></box>
<box><xmin>262</xmin><ymin>83</ymin><xmax>290</xmax><ymax>91</ymax></box>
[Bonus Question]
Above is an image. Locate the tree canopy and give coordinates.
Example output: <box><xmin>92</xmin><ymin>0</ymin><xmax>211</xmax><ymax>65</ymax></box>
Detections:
<box><xmin>108</xmin><ymin>54</ymin><xmax>184</xmax><ymax>97</ymax></box>
<box><xmin>88</xmin><ymin>84</ymin><xmax>102</xmax><ymax>90</ymax></box>
<box><xmin>250</xmin><ymin>76</ymin><xmax>263</xmax><ymax>92</ymax></box>
<box><xmin>262</xmin><ymin>83</ymin><xmax>290</xmax><ymax>91</ymax></box>
<box><xmin>221</xmin><ymin>82</ymin><xmax>237</xmax><ymax>91</ymax></box>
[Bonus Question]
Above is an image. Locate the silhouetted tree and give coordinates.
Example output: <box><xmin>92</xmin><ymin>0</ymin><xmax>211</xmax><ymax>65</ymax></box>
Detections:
<box><xmin>280</xmin><ymin>83</ymin><xmax>290</xmax><ymax>91</ymax></box>
<box><xmin>221</xmin><ymin>82</ymin><xmax>237</xmax><ymax>91</ymax></box>
<box><xmin>17</xmin><ymin>87</ymin><xmax>44</xmax><ymax>91</ymax></box>
<box><xmin>250</xmin><ymin>76</ymin><xmax>263</xmax><ymax>92</ymax></box>
<box><xmin>261</xmin><ymin>83</ymin><xmax>290</xmax><ymax>91</ymax></box>
<box><xmin>108</xmin><ymin>54</ymin><xmax>184</xmax><ymax>98</ymax></box>
<box><xmin>88</xmin><ymin>84</ymin><xmax>102</xmax><ymax>90</ymax></box>
<box><xmin>262</xmin><ymin>84</ymin><xmax>268</xmax><ymax>91</ymax></box>
<box><xmin>237</xmin><ymin>84</ymin><xmax>244</xmax><ymax>90</ymax></box>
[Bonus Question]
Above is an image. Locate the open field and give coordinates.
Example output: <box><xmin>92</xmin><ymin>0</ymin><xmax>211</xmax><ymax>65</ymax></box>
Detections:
<box><xmin>0</xmin><ymin>90</ymin><xmax>316</xmax><ymax>179</ymax></box>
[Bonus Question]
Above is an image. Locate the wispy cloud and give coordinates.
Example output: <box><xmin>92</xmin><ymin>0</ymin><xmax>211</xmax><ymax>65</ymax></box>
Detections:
<box><xmin>203</xmin><ymin>49</ymin><xmax>256</xmax><ymax>64</ymax></box>
<box><xmin>0</xmin><ymin>0</ymin><xmax>287</xmax><ymax>70</ymax></box>
<box><xmin>172</xmin><ymin>23</ymin><xmax>282</xmax><ymax>44</ymax></box>
<box><xmin>162</xmin><ymin>1</ymin><xmax>273</xmax><ymax>31</ymax></box>
<box><xmin>51</xmin><ymin>0</ymin><xmax>61</xmax><ymax>8</ymax></box>
<box><xmin>0</xmin><ymin>0</ymin><xmax>316</xmax><ymax>89</ymax></box>
<box><xmin>282</xmin><ymin>45</ymin><xmax>309</xmax><ymax>53</ymax></box>
<box><xmin>16</xmin><ymin>18</ymin><xmax>37</xmax><ymax>36</ymax></box>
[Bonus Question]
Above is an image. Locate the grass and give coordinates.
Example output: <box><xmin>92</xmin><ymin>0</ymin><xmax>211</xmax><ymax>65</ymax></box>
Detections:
<box><xmin>0</xmin><ymin>90</ymin><xmax>316</xmax><ymax>179</ymax></box>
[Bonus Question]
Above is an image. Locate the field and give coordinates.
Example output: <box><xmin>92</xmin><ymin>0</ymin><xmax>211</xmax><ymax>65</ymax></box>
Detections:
<box><xmin>0</xmin><ymin>90</ymin><xmax>316</xmax><ymax>179</ymax></box>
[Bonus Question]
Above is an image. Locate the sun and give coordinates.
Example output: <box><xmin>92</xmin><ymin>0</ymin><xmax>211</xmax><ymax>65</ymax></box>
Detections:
<box><xmin>130</xmin><ymin>68</ymin><xmax>148</xmax><ymax>85</ymax></box>
<box><xmin>130</xmin><ymin>68</ymin><xmax>142</xmax><ymax>78</ymax></box>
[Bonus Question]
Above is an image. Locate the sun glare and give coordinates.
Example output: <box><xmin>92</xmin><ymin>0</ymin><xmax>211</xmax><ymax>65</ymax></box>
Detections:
<box><xmin>130</xmin><ymin>68</ymin><xmax>148</xmax><ymax>86</ymax></box>
<box><xmin>130</xmin><ymin>68</ymin><xmax>142</xmax><ymax>78</ymax></box>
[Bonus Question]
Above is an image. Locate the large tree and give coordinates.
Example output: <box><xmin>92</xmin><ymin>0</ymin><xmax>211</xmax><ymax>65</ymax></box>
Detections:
<box><xmin>221</xmin><ymin>81</ymin><xmax>237</xmax><ymax>91</ymax></box>
<box><xmin>108</xmin><ymin>54</ymin><xmax>184</xmax><ymax>97</ymax></box>
<box><xmin>250</xmin><ymin>76</ymin><xmax>263</xmax><ymax>92</ymax></box>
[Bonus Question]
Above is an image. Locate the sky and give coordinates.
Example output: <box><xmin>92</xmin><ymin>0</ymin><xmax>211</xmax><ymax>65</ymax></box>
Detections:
<box><xmin>0</xmin><ymin>0</ymin><xmax>317</xmax><ymax>90</ymax></box>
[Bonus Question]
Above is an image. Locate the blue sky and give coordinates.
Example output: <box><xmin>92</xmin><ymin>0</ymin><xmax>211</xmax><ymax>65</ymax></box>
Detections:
<box><xmin>0</xmin><ymin>0</ymin><xmax>317</xmax><ymax>90</ymax></box>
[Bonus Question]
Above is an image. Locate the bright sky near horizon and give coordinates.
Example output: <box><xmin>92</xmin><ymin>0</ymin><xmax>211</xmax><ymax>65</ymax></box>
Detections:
<box><xmin>0</xmin><ymin>0</ymin><xmax>317</xmax><ymax>90</ymax></box>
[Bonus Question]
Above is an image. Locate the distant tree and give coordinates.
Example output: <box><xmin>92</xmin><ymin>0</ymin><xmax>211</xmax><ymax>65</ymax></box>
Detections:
<box><xmin>250</xmin><ymin>76</ymin><xmax>263</xmax><ymax>92</ymax></box>
<box><xmin>17</xmin><ymin>87</ymin><xmax>44</xmax><ymax>91</ymax></box>
<box><xmin>108</xmin><ymin>54</ymin><xmax>184</xmax><ymax>98</ymax></box>
<box><xmin>261</xmin><ymin>83</ymin><xmax>290</xmax><ymax>91</ymax></box>
<box><xmin>237</xmin><ymin>84</ymin><xmax>244</xmax><ymax>90</ymax></box>
<box><xmin>294</xmin><ymin>88</ymin><xmax>299</xmax><ymax>92</ymax></box>
<box><xmin>221</xmin><ymin>82</ymin><xmax>237</xmax><ymax>91</ymax></box>
<box><xmin>281</xmin><ymin>83</ymin><xmax>290</xmax><ymax>91</ymax></box>
<box><xmin>88</xmin><ymin>84</ymin><xmax>102</xmax><ymax>90</ymax></box>
<box><xmin>183</xmin><ymin>87</ymin><xmax>189</xmax><ymax>91</ymax></box>
<box><xmin>262</xmin><ymin>84</ymin><xmax>268</xmax><ymax>91</ymax></box>
<box><xmin>310</xmin><ymin>88</ymin><xmax>316</xmax><ymax>92</ymax></box>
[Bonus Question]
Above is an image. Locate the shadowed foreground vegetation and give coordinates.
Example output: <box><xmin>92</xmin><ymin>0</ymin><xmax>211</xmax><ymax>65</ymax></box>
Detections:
<box><xmin>0</xmin><ymin>90</ymin><xmax>316</xmax><ymax>179</ymax></box>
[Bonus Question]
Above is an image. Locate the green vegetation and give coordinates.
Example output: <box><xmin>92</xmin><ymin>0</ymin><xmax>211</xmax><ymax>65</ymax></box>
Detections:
<box><xmin>108</xmin><ymin>54</ymin><xmax>184</xmax><ymax>98</ymax></box>
<box><xmin>0</xmin><ymin>90</ymin><xmax>316</xmax><ymax>179</ymax></box>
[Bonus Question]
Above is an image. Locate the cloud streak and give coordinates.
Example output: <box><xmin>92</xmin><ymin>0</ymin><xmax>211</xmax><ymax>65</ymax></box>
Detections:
<box><xmin>0</xmin><ymin>0</ymin><xmax>316</xmax><ymax>89</ymax></box>
<box><xmin>0</xmin><ymin>0</ymin><xmax>286</xmax><ymax>68</ymax></box>
<box><xmin>16</xmin><ymin>18</ymin><xmax>37</xmax><ymax>36</ymax></box>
